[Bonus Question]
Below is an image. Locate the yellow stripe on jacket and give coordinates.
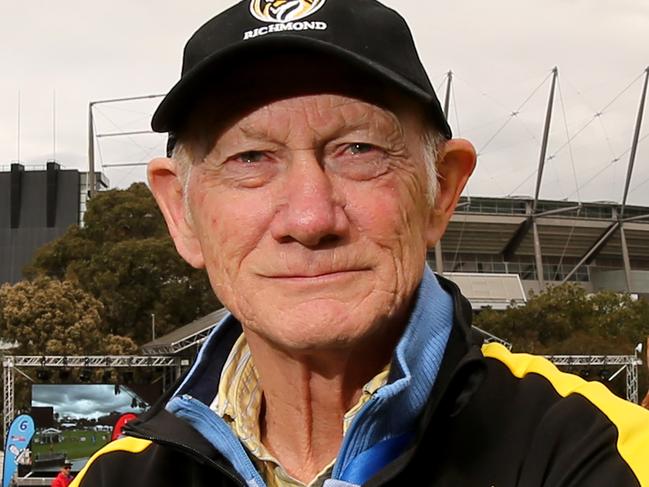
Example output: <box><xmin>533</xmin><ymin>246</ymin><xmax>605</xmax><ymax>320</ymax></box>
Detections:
<box><xmin>483</xmin><ymin>342</ymin><xmax>649</xmax><ymax>484</ymax></box>
<box><xmin>70</xmin><ymin>437</ymin><xmax>153</xmax><ymax>487</ymax></box>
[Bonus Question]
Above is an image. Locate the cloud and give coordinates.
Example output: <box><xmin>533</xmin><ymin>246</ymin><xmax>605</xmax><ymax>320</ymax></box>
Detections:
<box><xmin>32</xmin><ymin>385</ymin><xmax>145</xmax><ymax>419</ymax></box>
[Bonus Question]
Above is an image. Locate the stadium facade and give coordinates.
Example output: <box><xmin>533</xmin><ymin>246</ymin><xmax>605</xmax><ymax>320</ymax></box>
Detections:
<box><xmin>432</xmin><ymin>196</ymin><xmax>649</xmax><ymax>305</ymax></box>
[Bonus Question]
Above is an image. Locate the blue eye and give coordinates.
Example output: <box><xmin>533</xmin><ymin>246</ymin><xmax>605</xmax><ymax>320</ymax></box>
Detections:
<box><xmin>348</xmin><ymin>143</ymin><xmax>374</xmax><ymax>155</ymax></box>
<box><xmin>237</xmin><ymin>151</ymin><xmax>265</xmax><ymax>163</ymax></box>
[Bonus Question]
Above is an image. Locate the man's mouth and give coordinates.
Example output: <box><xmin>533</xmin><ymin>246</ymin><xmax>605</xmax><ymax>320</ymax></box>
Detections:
<box><xmin>260</xmin><ymin>268</ymin><xmax>370</xmax><ymax>280</ymax></box>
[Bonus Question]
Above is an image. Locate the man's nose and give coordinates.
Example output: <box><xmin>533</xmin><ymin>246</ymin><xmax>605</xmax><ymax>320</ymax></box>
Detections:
<box><xmin>270</xmin><ymin>153</ymin><xmax>348</xmax><ymax>247</ymax></box>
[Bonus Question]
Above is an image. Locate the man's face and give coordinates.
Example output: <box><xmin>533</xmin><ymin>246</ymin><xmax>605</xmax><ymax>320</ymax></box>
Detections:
<box><xmin>180</xmin><ymin>86</ymin><xmax>436</xmax><ymax>352</ymax></box>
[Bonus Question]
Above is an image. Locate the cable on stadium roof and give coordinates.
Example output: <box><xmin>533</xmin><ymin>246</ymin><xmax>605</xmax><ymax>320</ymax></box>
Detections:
<box><xmin>507</xmin><ymin>70</ymin><xmax>646</xmax><ymax>200</ymax></box>
<box><xmin>566</xmin><ymin>132</ymin><xmax>648</xmax><ymax>200</ymax></box>
<box><xmin>557</xmin><ymin>78</ymin><xmax>581</xmax><ymax>204</ymax></box>
<box><xmin>477</xmin><ymin>70</ymin><xmax>554</xmax><ymax>156</ymax></box>
<box><xmin>548</xmin><ymin>70</ymin><xmax>646</xmax><ymax>160</ymax></box>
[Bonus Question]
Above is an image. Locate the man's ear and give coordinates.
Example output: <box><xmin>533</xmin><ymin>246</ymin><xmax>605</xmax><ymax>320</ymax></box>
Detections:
<box><xmin>148</xmin><ymin>157</ymin><xmax>205</xmax><ymax>268</ymax></box>
<box><xmin>426</xmin><ymin>139</ymin><xmax>477</xmax><ymax>247</ymax></box>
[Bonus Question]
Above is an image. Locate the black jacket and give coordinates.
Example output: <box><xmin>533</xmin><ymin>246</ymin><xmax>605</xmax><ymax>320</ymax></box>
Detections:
<box><xmin>71</xmin><ymin>279</ymin><xmax>649</xmax><ymax>487</ymax></box>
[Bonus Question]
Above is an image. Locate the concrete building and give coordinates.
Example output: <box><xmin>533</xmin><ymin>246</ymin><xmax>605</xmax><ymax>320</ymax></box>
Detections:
<box><xmin>0</xmin><ymin>162</ymin><xmax>108</xmax><ymax>284</ymax></box>
<box><xmin>434</xmin><ymin>196</ymin><xmax>649</xmax><ymax>305</ymax></box>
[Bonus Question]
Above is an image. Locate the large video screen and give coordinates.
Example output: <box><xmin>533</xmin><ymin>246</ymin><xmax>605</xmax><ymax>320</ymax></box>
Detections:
<box><xmin>30</xmin><ymin>384</ymin><xmax>159</xmax><ymax>472</ymax></box>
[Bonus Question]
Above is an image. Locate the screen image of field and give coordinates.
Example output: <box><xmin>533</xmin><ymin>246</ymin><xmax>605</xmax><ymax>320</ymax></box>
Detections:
<box><xmin>31</xmin><ymin>383</ymin><xmax>158</xmax><ymax>467</ymax></box>
<box><xmin>33</xmin><ymin>429</ymin><xmax>110</xmax><ymax>461</ymax></box>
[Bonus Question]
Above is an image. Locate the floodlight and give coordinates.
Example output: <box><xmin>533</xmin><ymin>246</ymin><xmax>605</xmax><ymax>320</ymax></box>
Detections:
<box><xmin>36</xmin><ymin>369</ymin><xmax>51</xmax><ymax>381</ymax></box>
<box><xmin>79</xmin><ymin>368</ymin><xmax>93</xmax><ymax>382</ymax></box>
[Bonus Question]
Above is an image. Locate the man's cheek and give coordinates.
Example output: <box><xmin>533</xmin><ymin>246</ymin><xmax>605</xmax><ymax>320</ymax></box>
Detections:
<box><xmin>353</xmin><ymin>201</ymin><xmax>408</xmax><ymax>243</ymax></box>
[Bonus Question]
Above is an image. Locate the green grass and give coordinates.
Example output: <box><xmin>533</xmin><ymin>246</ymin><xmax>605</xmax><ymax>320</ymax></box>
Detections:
<box><xmin>32</xmin><ymin>429</ymin><xmax>111</xmax><ymax>460</ymax></box>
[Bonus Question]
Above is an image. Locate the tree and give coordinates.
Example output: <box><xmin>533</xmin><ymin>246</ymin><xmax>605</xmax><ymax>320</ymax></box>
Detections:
<box><xmin>25</xmin><ymin>183</ymin><xmax>220</xmax><ymax>344</ymax></box>
<box><xmin>474</xmin><ymin>283</ymin><xmax>649</xmax><ymax>398</ymax></box>
<box><xmin>0</xmin><ymin>277</ymin><xmax>136</xmax><ymax>355</ymax></box>
<box><xmin>474</xmin><ymin>283</ymin><xmax>649</xmax><ymax>355</ymax></box>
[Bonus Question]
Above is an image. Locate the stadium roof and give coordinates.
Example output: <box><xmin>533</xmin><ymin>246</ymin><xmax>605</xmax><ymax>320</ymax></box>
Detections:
<box><xmin>141</xmin><ymin>308</ymin><xmax>228</xmax><ymax>355</ymax></box>
<box><xmin>442</xmin><ymin>196</ymin><xmax>649</xmax><ymax>265</ymax></box>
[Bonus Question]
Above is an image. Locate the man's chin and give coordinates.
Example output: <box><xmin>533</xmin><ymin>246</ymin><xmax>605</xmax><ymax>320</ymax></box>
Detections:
<box><xmin>243</xmin><ymin>299</ymin><xmax>397</xmax><ymax>353</ymax></box>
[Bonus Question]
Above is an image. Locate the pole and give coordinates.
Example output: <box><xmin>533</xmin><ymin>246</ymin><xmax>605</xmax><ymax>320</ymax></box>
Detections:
<box><xmin>533</xmin><ymin>67</ymin><xmax>559</xmax><ymax>212</ymax></box>
<box><xmin>434</xmin><ymin>71</ymin><xmax>454</xmax><ymax>275</ymax></box>
<box><xmin>151</xmin><ymin>313</ymin><xmax>156</xmax><ymax>341</ymax></box>
<box><xmin>16</xmin><ymin>91</ymin><xmax>21</xmax><ymax>163</ymax></box>
<box><xmin>53</xmin><ymin>89</ymin><xmax>56</xmax><ymax>162</ymax></box>
<box><xmin>532</xmin><ymin>220</ymin><xmax>545</xmax><ymax>287</ymax></box>
<box><xmin>530</xmin><ymin>67</ymin><xmax>558</xmax><ymax>287</ymax></box>
<box><xmin>561</xmin><ymin>222</ymin><xmax>620</xmax><ymax>284</ymax></box>
<box><xmin>619</xmin><ymin>224</ymin><xmax>633</xmax><ymax>292</ymax></box>
<box><xmin>443</xmin><ymin>70</ymin><xmax>453</xmax><ymax>117</ymax></box>
<box><xmin>88</xmin><ymin>103</ymin><xmax>96</xmax><ymax>198</ymax></box>
<box><xmin>620</xmin><ymin>67</ymin><xmax>649</xmax><ymax>217</ymax></box>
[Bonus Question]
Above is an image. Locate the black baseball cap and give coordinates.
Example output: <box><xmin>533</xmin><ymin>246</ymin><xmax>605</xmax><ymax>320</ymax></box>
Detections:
<box><xmin>152</xmin><ymin>0</ymin><xmax>452</xmax><ymax>140</ymax></box>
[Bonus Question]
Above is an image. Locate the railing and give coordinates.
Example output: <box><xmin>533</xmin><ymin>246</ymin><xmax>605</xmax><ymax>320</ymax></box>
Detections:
<box><xmin>453</xmin><ymin>197</ymin><xmax>649</xmax><ymax>223</ymax></box>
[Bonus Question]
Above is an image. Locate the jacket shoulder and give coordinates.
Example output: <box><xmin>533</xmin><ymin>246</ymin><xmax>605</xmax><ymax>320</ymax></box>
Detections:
<box><xmin>482</xmin><ymin>342</ymin><xmax>649</xmax><ymax>485</ymax></box>
<box><xmin>70</xmin><ymin>437</ymin><xmax>154</xmax><ymax>487</ymax></box>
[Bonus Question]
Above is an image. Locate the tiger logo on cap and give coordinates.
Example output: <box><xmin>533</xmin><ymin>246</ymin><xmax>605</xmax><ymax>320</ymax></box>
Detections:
<box><xmin>250</xmin><ymin>0</ymin><xmax>326</xmax><ymax>23</ymax></box>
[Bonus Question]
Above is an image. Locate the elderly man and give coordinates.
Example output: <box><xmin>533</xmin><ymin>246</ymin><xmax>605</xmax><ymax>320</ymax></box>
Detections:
<box><xmin>72</xmin><ymin>1</ymin><xmax>649</xmax><ymax>486</ymax></box>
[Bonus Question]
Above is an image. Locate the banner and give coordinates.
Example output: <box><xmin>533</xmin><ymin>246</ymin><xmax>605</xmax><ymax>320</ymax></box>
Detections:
<box><xmin>2</xmin><ymin>414</ymin><xmax>35</xmax><ymax>487</ymax></box>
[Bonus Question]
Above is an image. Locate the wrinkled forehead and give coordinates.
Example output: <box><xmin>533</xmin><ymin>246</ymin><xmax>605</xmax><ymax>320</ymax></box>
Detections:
<box><xmin>174</xmin><ymin>49</ymin><xmax>426</xmax><ymax>153</ymax></box>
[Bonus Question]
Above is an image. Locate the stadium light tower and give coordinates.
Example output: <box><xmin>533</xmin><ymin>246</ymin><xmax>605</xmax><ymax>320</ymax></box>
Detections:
<box><xmin>87</xmin><ymin>94</ymin><xmax>165</xmax><ymax>197</ymax></box>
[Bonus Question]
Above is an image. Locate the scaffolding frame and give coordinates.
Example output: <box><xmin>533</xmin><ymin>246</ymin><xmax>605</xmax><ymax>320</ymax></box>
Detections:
<box><xmin>3</xmin><ymin>352</ymin><xmax>642</xmax><ymax>442</ymax></box>
<box><xmin>544</xmin><ymin>354</ymin><xmax>642</xmax><ymax>403</ymax></box>
<box><xmin>143</xmin><ymin>326</ymin><xmax>216</xmax><ymax>355</ymax></box>
<box><xmin>2</xmin><ymin>355</ymin><xmax>183</xmax><ymax>440</ymax></box>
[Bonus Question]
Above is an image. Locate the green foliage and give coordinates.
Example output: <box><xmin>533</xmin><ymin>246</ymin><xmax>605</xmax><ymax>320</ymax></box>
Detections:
<box><xmin>0</xmin><ymin>277</ymin><xmax>136</xmax><ymax>355</ymax></box>
<box><xmin>25</xmin><ymin>183</ymin><xmax>220</xmax><ymax>345</ymax></box>
<box><xmin>474</xmin><ymin>283</ymin><xmax>649</xmax><ymax>355</ymax></box>
<box><xmin>474</xmin><ymin>284</ymin><xmax>649</xmax><ymax>398</ymax></box>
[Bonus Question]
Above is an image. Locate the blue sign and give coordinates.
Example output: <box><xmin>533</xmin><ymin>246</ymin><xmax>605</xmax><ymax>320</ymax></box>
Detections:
<box><xmin>2</xmin><ymin>415</ymin><xmax>35</xmax><ymax>487</ymax></box>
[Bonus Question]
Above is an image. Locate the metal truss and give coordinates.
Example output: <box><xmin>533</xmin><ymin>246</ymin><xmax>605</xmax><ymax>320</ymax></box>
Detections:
<box><xmin>142</xmin><ymin>308</ymin><xmax>229</xmax><ymax>355</ymax></box>
<box><xmin>2</xmin><ymin>355</ymin><xmax>183</xmax><ymax>440</ymax></box>
<box><xmin>11</xmin><ymin>355</ymin><xmax>182</xmax><ymax>368</ymax></box>
<box><xmin>545</xmin><ymin>355</ymin><xmax>641</xmax><ymax>367</ymax></box>
<box><xmin>545</xmin><ymin>354</ymin><xmax>642</xmax><ymax>403</ymax></box>
<box><xmin>143</xmin><ymin>328</ymin><xmax>214</xmax><ymax>355</ymax></box>
<box><xmin>473</xmin><ymin>326</ymin><xmax>512</xmax><ymax>350</ymax></box>
<box><xmin>627</xmin><ymin>364</ymin><xmax>639</xmax><ymax>405</ymax></box>
<box><xmin>3</xmin><ymin>357</ymin><xmax>15</xmax><ymax>443</ymax></box>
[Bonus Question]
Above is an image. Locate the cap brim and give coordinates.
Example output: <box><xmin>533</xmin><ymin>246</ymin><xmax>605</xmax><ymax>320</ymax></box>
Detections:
<box><xmin>151</xmin><ymin>35</ymin><xmax>451</xmax><ymax>138</ymax></box>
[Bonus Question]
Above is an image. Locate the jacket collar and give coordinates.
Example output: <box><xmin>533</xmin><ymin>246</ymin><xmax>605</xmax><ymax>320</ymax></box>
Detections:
<box><xmin>129</xmin><ymin>270</ymin><xmax>486</xmax><ymax>485</ymax></box>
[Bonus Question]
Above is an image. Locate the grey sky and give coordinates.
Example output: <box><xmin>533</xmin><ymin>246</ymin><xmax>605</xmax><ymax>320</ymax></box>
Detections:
<box><xmin>33</xmin><ymin>384</ymin><xmax>145</xmax><ymax>420</ymax></box>
<box><xmin>1</xmin><ymin>0</ymin><xmax>647</xmax><ymax>204</ymax></box>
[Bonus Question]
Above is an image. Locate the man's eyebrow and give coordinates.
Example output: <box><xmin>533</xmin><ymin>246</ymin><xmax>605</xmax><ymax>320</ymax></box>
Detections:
<box><xmin>237</xmin><ymin>124</ymin><xmax>274</xmax><ymax>139</ymax></box>
<box><xmin>226</xmin><ymin>100</ymin><xmax>407</xmax><ymax>144</ymax></box>
<box><xmin>333</xmin><ymin>116</ymin><xmax>406</xmax><ymax>142</ymax></box>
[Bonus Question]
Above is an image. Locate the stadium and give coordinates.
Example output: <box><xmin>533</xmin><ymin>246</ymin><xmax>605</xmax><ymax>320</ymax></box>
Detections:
<box><xmin>435</xmin><ymin>195</ymin><xmax>649</xmax><ymax>306</ymax></box>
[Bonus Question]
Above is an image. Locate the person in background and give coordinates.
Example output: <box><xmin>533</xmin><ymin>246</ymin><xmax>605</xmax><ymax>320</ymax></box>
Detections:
<box><xmin>51</xmin><ymin>461</ymin><xmax>73</xmax><ymax>487</ymax></box>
